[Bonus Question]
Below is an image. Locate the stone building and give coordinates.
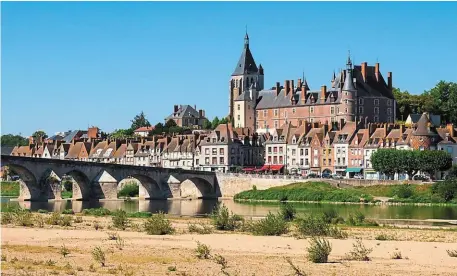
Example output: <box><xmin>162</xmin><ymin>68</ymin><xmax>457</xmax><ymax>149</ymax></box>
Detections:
<box><xmin>165</xmin><ymin>105</ymin><xmax>207</xmax><ymax>129</ymax></box>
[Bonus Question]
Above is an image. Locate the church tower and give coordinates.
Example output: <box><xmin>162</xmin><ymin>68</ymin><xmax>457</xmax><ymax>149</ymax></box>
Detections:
<box><xmin>229</xmin><ymin>32</ymin><xmax>264</xmax><ymax>120</ymax></box>
<box><xmin>341</xmin><ymin>54</ymin><xmax>356</xmax><ymax>122</ymax></box>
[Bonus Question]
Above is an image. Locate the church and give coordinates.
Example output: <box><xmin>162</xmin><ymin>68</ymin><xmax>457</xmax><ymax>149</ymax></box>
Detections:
<box><xmin>229</xmin><ymin>32</ymin><xmax>396</xmax><ymax>132</ymax></box>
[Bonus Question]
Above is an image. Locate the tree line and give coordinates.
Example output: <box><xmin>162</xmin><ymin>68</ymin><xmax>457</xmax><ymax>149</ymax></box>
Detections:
<box><xmin>371</xmin><ymin>149</ymin><xmax>453</xmax><ymax>179</ymax></box>
<box><xmin>394</xmin><ymin>80</ymin><xmax>457</xmax><ymax>124</ymax></box>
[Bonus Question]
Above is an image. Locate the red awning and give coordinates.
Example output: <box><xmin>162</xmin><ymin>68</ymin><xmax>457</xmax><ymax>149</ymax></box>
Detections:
<box><xmin>270</xmin><ymin>165</ymin><xmax>284</xmax><ymax>171</ymax></box>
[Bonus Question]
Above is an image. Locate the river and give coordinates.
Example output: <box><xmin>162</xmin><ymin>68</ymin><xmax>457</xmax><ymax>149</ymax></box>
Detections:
<box><xmin>2</xmin><ymin>197</ymin><xmax>457</xmax><ymax>221</ymax></box>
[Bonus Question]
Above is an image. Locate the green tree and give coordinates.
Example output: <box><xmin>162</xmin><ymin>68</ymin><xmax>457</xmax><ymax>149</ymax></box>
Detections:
<box><xmin>424</xmin><ymin>81</ymin><xmax>457</xmax><ymax>125</ymax></box>
<box><xmin>165</xmin><ymin>119</ymin><xmax>177</xmax><ymax>128</ymax></box>
<box><xmin>202</xmin><ymin>119</ymin><xmax>212</xmax><ymax>130</ymax></box>
<box><xmin>151</xmin><ymin>123</ymin><xmax>165</xmax><ymax>135</ymax></box>
<box><xmin>419</xmin><ymin>150</ymin><xmax>453</xmax><ymax>178</ymax></box>
<box><xmin>0</xmin><ymin>134</ymin><xmax>28</xmax><ymax>146</ymax></box>
<box><xmin>211</xmin><ymin>117</ymin><xmax>220</xmax><ymax>129</ymax></box>
<box><xmin>371</xmin><ymin>149</ymin><xmax>402</xmax><ymax>178</ymax></box>
<box><xmin>399</xmin><ymin>150</ymin><xmax>420</xmax><ymax>177</ymax></box>
<box><xmin>130</xmin><ymin>111</ymin><xmax>151</xmax><ymax>131</ymax></box>
<box><xmin>446</xmin><ymin>165</ymin><xmax>457</xmax><ymax>179</ymax></box>
<box><xmin>109</xmin><ymin>129</ymin><xmax>134</xmax><ymax>139</ymax></box>
<box><xmin>32</xmin><ymin>130</ymin><xmax>47</xmax><ymax>141</ymax></box>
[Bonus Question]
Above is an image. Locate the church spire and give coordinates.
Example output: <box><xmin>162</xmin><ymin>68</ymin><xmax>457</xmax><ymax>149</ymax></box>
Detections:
<box><xmin>232</xmin><ymin>30</ymin><xmax>258</xmax><ymax>76</ymax></box>
<box><xmin>244</xmin><ymin>25</ymin><xmax>249</xmax><ymax>48</ymax></box>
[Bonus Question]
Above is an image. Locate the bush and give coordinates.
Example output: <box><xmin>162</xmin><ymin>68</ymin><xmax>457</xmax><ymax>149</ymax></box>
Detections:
<box><xmin>112</xmin><ymin>210</ymin><xmax>130</xmax><ymax>230</ymax></box>
<box><xmin>59</xmin><ymin>215</ymin><xmax>73</xmax><ymax>227</ymax></box>
<box><xmin>34</xmin><ymin>214</ymin><xmax>45</xmax><ymax>228</ymax></box>
<box><xmin>14</xmin><ymin>209</ymin><xmax>34</xmax><ymax>227</ymax></box>
<box><xmin>345</xmin><ymin>239</ymin><xmax>372</xmax><ymax>261</ymax></box>
<box><xmin>279</xmin><ymin>203</ymin><xmax>296</xmax><ymax>221</ymax></box>
<box><xmin>307</xmin><ymin>236</ymin><xmax>332</xmax><ymax>263</ymax></box>
<box><xmin>211</xmin><ymin>204</ymin><xmax>243</xmax><ymax>231</ymax></box>
<box><xmin>251</xmin><ymin>212</ymin><xmax>289</xmax><ymax>236</ymax></box>
<box><xmin>391</xmin><ymin>251</ymin><xmax>402</xmax><ymax>259</ymax></box>
<box><xmin>82</xmin><ymin>208</ymin><xmax>111</xmax><ymax>216</ymax></box>
<box><xmin>375</xmin><ymin>233</ymin><xmax>392</xmax><ymax>241</ymax></box>
<box><xmin>195</xmin><ymin>241</ymin><xmax>211</xmax><ymax>259</ymax></box>
<box><xmin>60</xmin><ymin>245</ymin><xmax>70</xmax><ymax>258</ymax></box>
<box><xmin>118</xmin><ymin>183</ymin><xmax>139</xmax><ymax>198</ymax></box>
<box><xmin>188</xmin><ymin>223</ymin><xmax>213</xmax><ymax>234</ymax></box>
<box><xmin>143</xmin><ymin>212</ymin><xmax>174</xmax><ymax>235</ymax></box>
<box><xmin>1</xmin><ymin>212</ymin><xmax>14</xmax><ymax>224</ymax></box>
<box><xmin>394</xmin><ymin>184</ymin><xmax>414</xmax><ymax>199</ymax></box>
<box><xmin>213</xmin><ymin>254</ymin><xmax>227</xmax><ymax>269</ymax></box>
<box><xmin>62</xmin><ymin>180</ymin><xmax>73</xmax><ymax>192</ymax></box>
<box><xmin>127</xmin><ymin>212</ymin><xmax>152</xmax><ymax>218</ymax></box>
<box><xmin>295</xmin><ymin>215</ymin><xmax>330</xmax><ymax>237</ymax></box>
<box><xmin>47</xmin><ymin>212</ymin><xmax>62</xmax><ymax>225</ymax></box>
<box><xmin>92</xmin><ymin>247</ymin><xmax>106</xmax><ymax>267</ymax></box>
<box><xmin>74</xmin><ymin>216</ymin><xmax>83</xmax><ymax>223</ymax></box>
<box><xmin>432</xmin><ymin>179</ymin><xmax>457</xmax><ymax>202</ymax></box>
<box><xmin>62</xmin><ymin>209</ymin><xmax>74</xmax><ymax>215</ymax></box>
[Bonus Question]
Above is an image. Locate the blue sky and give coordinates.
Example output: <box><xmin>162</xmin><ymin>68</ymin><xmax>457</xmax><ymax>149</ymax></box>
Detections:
<box><xmin>2</xmin><ymin>1</ymin><xmax>457</xmax><ymax>136</ymax></box>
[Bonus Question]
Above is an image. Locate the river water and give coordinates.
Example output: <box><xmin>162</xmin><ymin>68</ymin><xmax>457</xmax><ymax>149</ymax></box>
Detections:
<box><xmin>2</xmin><ymin>197</ymin><xmax>457</xmax><ymax>221</ymax></box>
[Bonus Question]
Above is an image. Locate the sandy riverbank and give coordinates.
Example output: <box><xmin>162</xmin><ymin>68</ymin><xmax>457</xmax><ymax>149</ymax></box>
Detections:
<box><xmin>2</xmin><ymin>215</ymin><xmax>457</xmax><ymax>276</ymax></box>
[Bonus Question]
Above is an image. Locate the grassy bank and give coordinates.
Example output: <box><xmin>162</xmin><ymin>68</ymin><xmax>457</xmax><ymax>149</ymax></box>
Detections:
<box><xmin>234</xmin><ymin>182</ymin><xmax>457</xmax><ymax>204</ymax></box>
<box><xmin>1</xmin><ymin>181</ymin><xmax>20</xmax><ymax>197</ymax></box>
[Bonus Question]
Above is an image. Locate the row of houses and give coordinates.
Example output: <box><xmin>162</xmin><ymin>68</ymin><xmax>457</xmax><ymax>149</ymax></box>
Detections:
<box><xmin>9</xmin><ymin>112</ymin><xmax>457</xmax><ymax>179</ymax></box>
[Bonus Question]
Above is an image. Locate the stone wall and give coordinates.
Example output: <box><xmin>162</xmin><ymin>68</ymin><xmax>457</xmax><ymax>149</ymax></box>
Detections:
<box><xmin>216</xmin><ymin>173</ymin><xmax>425</xmax><ymax>197</ymax></box>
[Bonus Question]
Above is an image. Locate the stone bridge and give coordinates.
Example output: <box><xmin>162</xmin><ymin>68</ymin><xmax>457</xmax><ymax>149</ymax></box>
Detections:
<box><xmin>1</xmin><ymin>155</ymin><xmax>220</xmax><ymax>201</ymax></box>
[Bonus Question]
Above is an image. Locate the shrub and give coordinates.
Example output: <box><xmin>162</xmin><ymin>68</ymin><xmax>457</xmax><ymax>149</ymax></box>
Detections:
<box><xmin>34</xmin><ymin>215</ymin><xmax>45</xmax><ymax>228</ymax></box>
<box><xmin>107</xmin><ymin>232</ymin><xmax>119</xmax><ymax>240</ymax></box>
<box><xmin>284</xmin><ymin>257</ymin><xmax>306</xmax><ymax>276</ymax></box>
<box><xmin>14</xmin><ymin>209</ymin><xmax>34</xmax><ymax>227</ymax></box>
<box><xmin>62</xmin><ymin>180</ymin><xmax>73</xmax><ymax>192</ymax></box>
<box><xmin>307</xmin><ymin>236</ymin><xmax>332</xmax><ymax>263</ymax></box>
<box><xmin>279</xmin><ymin>203</ymin><xmax>296</xmax><ymax>221</ymax></box>
<box><xmin>127</xmin><ymin>212</ymin><xmax>152</xmax><ymax>218</ymax></box>
<box><xmin>143</xmin><ymin>212</ymin><xmax>174</xmax><ymax>235</ymax></box>
<box><xmin>37</xmin><ymin>209</ymin><xmax>48</xmax><ymax>214</ymax></box>
<box><xmin>112</xmin><ymin>210</ymin><xmax>130</xmax><ymax>230</ymax></box>
<box><xmin>116</xmin><ymin>236</ymin><xmax>125</xmax><ymax>250</ymax></box>
<box><xmin>74</xmin><ymin>216</ymin><xmax>83</xmax><ymax>223</ymax></box>
<box><xmin>375</xmin><ymin>233</ymin><xmax>392</xmax><ymax>241</ymax></box>
<box><xmin>118</xmin><ymin>183</ymin><xmax>139</xmax><ymax>198</ymax></box>
<box><xmin>47</xmin><ymin>212</ymin><xmax>62</xmax><ymax>225</ymax></box>
<box><xmin>447</xmin><ymin>249</ymin><xmax>457</xmax><ymax>257</ymax></box>
<box><xmin>394</xmin><ymin>184</ymin><xmax>414</xmax><ymax>199</ymax></box>
<box><xmin>211</xmin><ymin>204</ymin><xmax>243</xmax><ymax>231</ymax></box>
<box><xmin>195</xmin><ymin>241</ymin><xmax>211</xmax><ymax>259</ymax></box>
<box><xmin>213</xmin><ymin>254</ymin><xmax>227</xmax><ymax>269</ymax></box>
<box><xmin>59</xmin><ymin>215</ymin><xmax>72</xmax><ymax>227</ymax></box>
<box><xmin>82</xmin><ymin>208</ymin><xmax>111</xmax><ymax>216</ymax></box>
<box><xmin>92</xmin><ymin>246</ymin><xmax>106</xmax><ymax>267</ymax></box>
<box><xmin>322</xmin><ymin>209</ymin><xmax>340</xmax><ymax>224</ymax></box>
<box><xmin>188</xmin><ymin>223</ymin><xmax>213</xmax><ymax>234</ymax></box>
<box><xmin>62</xmin><ymin>209</ymin><xmax>74</xmax><ymax>215</ymax></box>
<box><xmin>391</xmin><ymin>251</ymin><xmax>402</xmax><ymax>259</ymax></box>
<box><xmin>1</xmin><ymin>212</ymin><xmax>14</xmax><ymax>224</ymax></box>
<box><xmin>345</xmin><ymin>239</ymin><xmax>373</xmax><ymax>261</ymax></box>
<box><xmin>295</xmin><ymin>215</ymin><xmax>330</xmax><ymax>237</ymax></box>
<box><xmin>45</xmin><ymin>259</ymin><xmax>56</xmax><ymax>266</ymax></box>
<box><xmin>346</xmin><ymin>211</ymin><xmax>378</xmax><ymax>227</ymax></box>
<box><xmin>168</xmin><ymin>266</ymin><xmax>177</xmax><ymax>272</ymax></box>
<box><xmin>432</xmin><ymin>179</ymin><xmax>457</xmax><ymax>202</ymax></box>
<box><xmin>60</xmin><ymin>245</ymin><xmax>70</xmax><ymax>258</ymax></box>
<box><xmin>251</xmin><ymin>212</ymin><xmax>289</xmax><ymax>236</ymax></box>
<box><xmin>252</xmin><ymin>185</ymin><xmax>257</xmax><ymax>191</ymax></box>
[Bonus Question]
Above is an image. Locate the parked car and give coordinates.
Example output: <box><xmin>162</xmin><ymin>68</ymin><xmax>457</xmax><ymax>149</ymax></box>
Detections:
<box><xmin>322</xmin><ymin>173</ymin><xmax>332</xmax><ymax>179</ymax></box>
<box><xmin>307</xmin><ymin>173</ymin><xmax>319</xmax><ymax>178</ymax></box>
<box><xmin>354</xmin><ymin>174</ymin><xmax>364</xmax><ymax>180</ymax></box>
<box><xmin>412</xmin><ymin>174</ymin><xmax>430</xmax><ymax>181</ymax></box>
<box><xmin>332</xmin><ymin>174</ymin><xmax>343</xmax><ymax>179</ymax></box>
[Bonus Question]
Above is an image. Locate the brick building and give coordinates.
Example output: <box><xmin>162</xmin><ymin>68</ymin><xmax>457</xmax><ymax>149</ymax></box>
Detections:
<box><xmin>230</xmin><ymin>32</ymin><xmax>396</xmax><ymax>132</ymax></box>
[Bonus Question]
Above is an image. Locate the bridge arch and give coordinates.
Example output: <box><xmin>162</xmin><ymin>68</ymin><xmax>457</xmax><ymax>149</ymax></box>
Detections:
<box><xmin>63</xmin><ymin>170</ymin><xmax>91</xmax><ymax>201</ymax></box>
<box><xmin>3</xmin><ymin>164</ymin><xmax>42</xmax><ymax>201</ymax></box>
<box><xmin>179</xmin><ymin>177</ymin><xmax>215</xmax><ymax>199</ymax></box>
<box><xmin>119</xmin><ymin>174</ymin><xmax>163</xmax><ymax>200</ymax></box>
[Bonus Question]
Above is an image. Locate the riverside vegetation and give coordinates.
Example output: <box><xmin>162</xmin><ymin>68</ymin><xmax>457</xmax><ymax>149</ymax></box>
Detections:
<box><xmin>234</xmin><ymin>180</ymin><xmax>457</xmax><ymax>204</ymax></box>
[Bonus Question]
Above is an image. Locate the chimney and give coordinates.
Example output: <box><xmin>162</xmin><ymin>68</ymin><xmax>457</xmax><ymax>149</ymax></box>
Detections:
<box><xmin>276</xmin><ymin>82</ymin><xmax>281</xmax><ymax>96</ymax></box>
<box><xmin>375</xmin><ymin>63</ymin><xmax>380</xmax><ymax>82</ymax></box>
<box><xmin>387</xmin><ymin>72</ymin><xmax>392</xmax><ymax>90</ymax></box>
<box><xmin>284</xmin><ymin>80</ymin><xmax>290</xmax><ymax>96</ymax></box>
<box><xmin>304</xmin><ymin>121</ymin><xmax>310</xmax><ymax>135</ymax></box>
<box><xmin>290</xmin><ymin>80</ymin><xmax>295</xmax><ymax>103</ymax></box>
<box><xmin>320</xmin><ymin>85</ymin><xmax>327</xmax><ymax>103</ymax></box>
<box><xmin>300</xmin><ymin>85</ymin><xmax>306</xmax><ymax>104</ymax></box>
<box><xmin>297</xmin><ymin>78</ymin><xmax>302</xmax><ymax>88</ymax></box>
<box><xmin>340</xmin><ymin>118</ymin><xmax>345</xmax><ymax>130</ymax></box>
<box><xmin>29</xmin><ymin>136</ymin><xmax>34</xmax><ymax>145</ymax></box>
<box><xmin>324</xmin><ymin>123</ymin><xmax>329</xmax><ymax>134</ymax></box>
<box><xmin>194</xmin><ymin>104</ymin><xmax>196</xmax><ymax>110</ymax></box>
<box><xmin>174</xmin><ymin>105</ymin><xmax>178</xmax><ymax>113</ymax></box>
<box><xmin>290</xmin><ymin>80</ymin><xmax>294</xmax><ymax>93</ymax></box>
<box><xmin>447</xmin><ymin>123</ymin><xmax>455</xmax><ymax>137</ymax></box>
<box><xmin>361</xmin><ymin>62</ymin><xmax>367</xmax><ymax>82</ymax></box>
<box><xmin>202</xmin><ymin>110</ymin><xmax>205</xmax><ymax>118</ymax></box>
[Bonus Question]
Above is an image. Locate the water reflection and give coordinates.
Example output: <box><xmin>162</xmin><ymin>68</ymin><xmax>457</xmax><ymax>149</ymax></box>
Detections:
<box><xmin>1</xmin><ymin>197</ymin><xmax>457</xmax><ymax>220</ymax></box>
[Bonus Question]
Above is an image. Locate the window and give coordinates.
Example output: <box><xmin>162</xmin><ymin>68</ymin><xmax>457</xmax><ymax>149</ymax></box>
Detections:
<box><xmin>273</xmin><ymin>147</ymin><xmax>278</xmax><ymax>153</ymax></box>
<box><xmin>387</xmin><ymin>100</ymin><xmax>392</xmax><ymax>106</ymax></box>
<box><xmin>274</xmin><ymin>109</ymin><xmax>278</xmax><ymax>117</ymax></box>
<box><xmin>237</xmin><ymin>104</ymin><xmax>240</xmax><ymax>111</ymax></box>
<box><xmin>313</xmin><ymin>158</ymin><xmax>318</xmax><ymax>166</ymax></box>
<box><xmin>292</xmin><ymin>149</ymin><xmax>296</xmax><ymax>155</ymax></box>
<box><xmin>305</xmin><ymin>149</ymin><xmax>309</xmax><ymax>155</ymax></box>
<box><xmin>374</xmin><ymin>107</ymin><xmax>379</xmax><ymax>114</ymax></box>
<box><xmin>263</xmin><ymin>121</ymin><xmax>267</xmax><ymax>128</ymax></box>
<box><xmin>292</xmin><ymin>158</ymin><xmax>296</xmax><ymax>165</ymax></box>
<box><xmin>273</xmin><ymin>156</ymin><xmax>278</xmax><ymax>164</ymax></box>
<box><xmin>257</xmin><ymin>111</ymin><xmax>261</xmax><ymax>118</ymax></box>
<box><xmin>292</xmin><ymin>108</ymin><xmax>296</xmax><ymax>114</ymax></box>
<box><xmin>313</xmin><ymin>149</ymin><xmax>318</xmax><ymax>155</ymax></box>
<box><xmin>219</xmin><ymin>148</ymin><xmax>224</xmax><ymax>155</ymax></box>
<box><xmin>359</xmin><ymin>106</ymin><xmax>364</xmax><ymax>114</ymax></box>
<box><xmin>323</xmin><ymin>159</ymin><xmax>327</xmax><ymax>166</ymax></box>
<box><xmin>212</xmin><ymin>148</ymin><xmax>217</xmax><ymax>155</ymax></box>
<box><xmin>268</xmin><ymin>156</ymin><xmax>271</xmax><ymax>163</ymax></box>
<box><xmin>231</xmin><ymin>148</ymin><xmax>235</xmax><ymax>154</ymax></box>
<box><xmin>205</xmin><ymin>148</ymin><xmax>209</xmax><ymax>155</ymax></box>
<box><xmin>331</xmin><ymin>106</ymin><xmax>335</xmax><ymax>114</ymax></box>
<box><xmin>268</xmin><ymin>147</ymin><xmax>272</xmax><ymax>153</ymax></box>
<box><xmin>322</xmin><ymin>149</ymin><xmax>326</xmax><ymax>154</ymax></box>
<box><xmin>359</xmin><ymin>98</ymin><xmax>364</xmax><ymax>105</ymax></box>
<box><xmin>274</xmin><ymin>120</ymin><xmax>279</xmax><ymax>128</ymax></box>
<box><xmin>212</xmin><ymin>157</ymin><xmax>217</xmax><ymax>164</ymax></box>
<box><xmin>328</xmin><ymin>158</ymin><xmax>332</xmax><ymax>164</ymax></box>
<box><xmin>279</xmin><ymin>147</ymin><xmax>283</xmax><ymax>154</ymax></box>
<box><xmin>248</xmin><ymin>105</ymin><xmax>250</xmax><ymax>110</ymax></box>
<box><xmin>205</xmin><ymin>157</ymin><xmax>209</xmax><ymax>164</ymax></box>
<box><xmin>219</xmin><ymin>157</ymin><xmax>224</xmax><ymax>164</ymax></box>
<box><xmin>237</xmin><ymin>115</ymin><xmax>240</xmax><ymax>121</ymax></box>
<box><xmin>374</xmin><ymin>99</ymin><xmax>379</xmax><ymax>106</ymax></box>
<box><xmin>300</xmin><ymin>149</ymin><xmax>304</xmax><ymax>156</ymax></box>
<box><xmin>374</xmin><ymin>116</ymin><xmax>379</xmax><ymax>122</ymax></box>
<box><xmin>300</xmin><ymin>159</ymin><xmax>304</xmax><ymax>165</ymax></box>
<box><xmin>310</xmin><ymin>107</ymin><xmax>314</xmax><ymax>114</ymax></box>
<box><xmin>388</xmin><ymin>116</ymin><xmax>392</xmax><ymax>122</ymax></box>
<box><xmin>263</xmin><ymin>110</ymin><xmax>267</xmax><ymax>117</ymax></box>
<box><xmin>387</xmin><ymin>108</ymin><xmax>392</xmax><ymax>115</ymax></box>
<box><xmin>279</xmin><ymin>156</ymin><xmax>283</xmax><ymax>164</ymax></box>
<box><xmin>284</xmin><ymin>111</ymin><xmax>288</xmax><ymax>118</ymax></box>
<box><xmin>256</xmin><ymin>121</ymin><xmax>259</xmax><ymax>129</ymax></box>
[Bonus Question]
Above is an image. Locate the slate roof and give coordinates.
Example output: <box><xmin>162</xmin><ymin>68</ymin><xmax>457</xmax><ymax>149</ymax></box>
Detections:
<box><xmin>256</xmin><ymin>87</ymin><xmax>340</xmax><ymax>109</ymax></box>
<box><xmin>165</xmin><ymin>105</ymin><xmax>203</xmax><ymax>120</ymax></box>
<box><xmin>63</xmin><ymin>130</ymin><xmax>85</xmax><ymax>144</ymax></box>
<box><xmin>1</xmin><ymin>146</ymin><xmax>14</xmax><ymax>155</ymax></box>
<box><xmin>232</xmin><ymin>33</ymin><xmax>258</xmax><ymax>76</ymax></box>
<box><xmin>413</xmin><ymin>113</ymin><xmax>439</xmax><ymax>136</ymax></box>
<box><xmin>408</xmin><ymin>114</ymin><xmax>441</xmax><ymax>127</ymax></box>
